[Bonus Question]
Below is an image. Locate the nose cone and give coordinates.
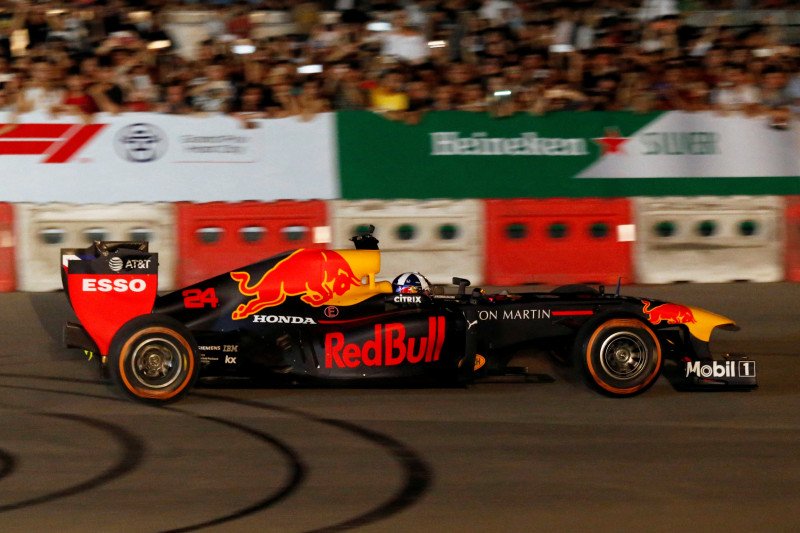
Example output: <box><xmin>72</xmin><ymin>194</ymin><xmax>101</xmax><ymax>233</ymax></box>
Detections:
<box><xmin>684</xmin><ymin>306</ymin><xmax>739</xmax><ymax>342</ymax></box>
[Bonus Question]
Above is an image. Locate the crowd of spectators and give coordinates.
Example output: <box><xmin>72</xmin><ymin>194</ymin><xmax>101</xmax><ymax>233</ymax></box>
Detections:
<box><xmin>0</xmin><ymin>0</ymin><xmax>799</xmax><ymax>126</ymax></box>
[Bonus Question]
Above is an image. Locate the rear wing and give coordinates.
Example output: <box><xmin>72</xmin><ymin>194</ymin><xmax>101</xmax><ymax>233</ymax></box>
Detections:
<box><xmin>61</xmin><ymin>241</ymin><xmax>158</xmax><ymax>355</ymax></box>
<box><xmin>61</xmin><ymin>241</ymin><xmax>151</xmax><ymax>292</ymax></box>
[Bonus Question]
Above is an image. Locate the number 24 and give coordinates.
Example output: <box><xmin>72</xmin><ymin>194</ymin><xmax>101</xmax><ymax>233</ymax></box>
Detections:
<box><xmin>182</xmin><ymin>288</ymin><xmax>219</xmax><ymax>308</ymax></box>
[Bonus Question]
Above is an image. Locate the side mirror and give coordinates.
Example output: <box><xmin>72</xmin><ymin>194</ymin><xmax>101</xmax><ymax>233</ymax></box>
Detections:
<box><xmin>452</xmin><ymin>277</ymin><xmax>471</xmax><ymax>298</ymax></box>
<box><xmin>350</xmin><ymin>224</ymin><xmax>379</xmax><ymax>250</ymax></box>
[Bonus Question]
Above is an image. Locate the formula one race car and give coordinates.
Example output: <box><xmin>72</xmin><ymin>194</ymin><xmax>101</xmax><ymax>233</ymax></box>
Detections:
<box><xmin>60</xmin><ymin>228</ymin><xmax>757</xmax><ymax>404</ymax></box>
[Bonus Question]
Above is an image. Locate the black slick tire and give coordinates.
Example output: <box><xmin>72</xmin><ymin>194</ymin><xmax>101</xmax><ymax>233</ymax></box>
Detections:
<box><xmin>574</xmin><ymin>318</ymin><xmax>662</xmax><ymax>397</ymax></box>
<box><xmin>107</xmin><ymin>315</ymin><xmax>199</xmax><ymax>404</ymax></box>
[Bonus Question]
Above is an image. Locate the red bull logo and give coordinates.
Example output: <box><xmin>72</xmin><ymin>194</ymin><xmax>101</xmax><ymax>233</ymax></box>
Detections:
<box><xmin>641</xmin><ymin>300</ymin><xmax>697</xmax><ymax>325</ymax></box>
<box><xmin>325</xmin><ymin>317</ymin><xmax>446</xmax><ymax>369</ymax></box>
<box><xmin>230</xmin><ymin>249</ymin><xmax>363</xmax><ymax>320</ymax></box>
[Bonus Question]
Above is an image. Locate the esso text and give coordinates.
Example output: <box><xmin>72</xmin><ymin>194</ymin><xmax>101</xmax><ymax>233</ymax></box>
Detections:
<box><xmin>82</xmin><ymin>278</ymin><xmax>147</xmax><ymax>293</ymax></box>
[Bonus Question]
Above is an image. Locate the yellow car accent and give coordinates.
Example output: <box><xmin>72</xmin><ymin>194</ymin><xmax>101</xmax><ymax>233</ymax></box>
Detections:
<box><xmin>684</xmin><ymin>306</ymin><xmax>737</xmax><ymax>342</ymax></box>
<box><xmin>324</xmin><ymin>249</ymin><xmax>393</xmax><ymax>305</ymax></box>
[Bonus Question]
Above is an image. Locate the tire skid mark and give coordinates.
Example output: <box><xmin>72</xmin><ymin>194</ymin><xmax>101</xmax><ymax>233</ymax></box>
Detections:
<box><xmin>0</xmin><ymin>382</ymin><xmax>116</xmax><ymax>402</ymax></box>
<box><xmin>0</xmin><ymin>411</ymin><xmax>145</xmax><ymax>513</ymax></box>
<box><xmin>0</xmin><ymin>449</ymin><xmax>17</xmax><ymax>482</ymax></box>
<box><xmin>195</xmin><ymin>392</ymin><xmax>433</xmax><ymax>532</ymax></box>
<box><xmin>2</xmin><ymin>378</ymin><xmax>432</xmax><ymax>531</ymax></box>
<box><xmin>0</xmin><ymin>372</ymin><xmax>105</xmax><ymax>386</ymax></box>
<box><xmin>0</xmin><ymin>381</ymin><xmax>306</xmax><ymax>531</ymax></box>
<box><xmin>159</xmin><ymin>416</ymin><xmax>306</xmax><ymax>533</ymax></box>
<box><xmin>303</xmin><ymin>418</ymin><xmax>431</xmax><ymax>533</ymax></box>
<box><xmin>0</xmin><ymin>355</ymin><xmax>29</xmax><ymax>363</ymax></box>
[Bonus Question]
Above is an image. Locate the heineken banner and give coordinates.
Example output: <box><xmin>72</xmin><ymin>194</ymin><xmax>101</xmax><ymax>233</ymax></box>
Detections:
<box><xmin>336</xmin><ymin>111</ymin><xmax>800</xmax><ymax>199</ymax></box>
<box><xmin>0</xmin><ymin>111</ymin><xmax>338</xmax><ymax>203</ymax></box>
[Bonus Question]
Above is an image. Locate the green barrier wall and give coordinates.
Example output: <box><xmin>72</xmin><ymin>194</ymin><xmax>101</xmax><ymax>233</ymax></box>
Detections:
<box><xmin>336</xmin><ymin>110</ymin><xmax>800</xmax><ymax>199</ymax></box>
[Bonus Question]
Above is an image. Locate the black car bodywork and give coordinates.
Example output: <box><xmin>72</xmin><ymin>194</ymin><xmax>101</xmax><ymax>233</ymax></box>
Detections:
<box><xmin>61</xmin><ymin>231</ymin><xmax>757</xmax><ymax>404</ymax></box>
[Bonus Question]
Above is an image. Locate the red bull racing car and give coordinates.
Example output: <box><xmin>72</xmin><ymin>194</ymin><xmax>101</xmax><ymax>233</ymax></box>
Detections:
<box><xmin>60</xmin><ymin>229</ymin><xmax>757</xmax><ymax>404</ymax></box>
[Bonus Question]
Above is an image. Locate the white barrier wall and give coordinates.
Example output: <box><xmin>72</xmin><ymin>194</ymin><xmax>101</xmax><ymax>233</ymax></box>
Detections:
<box><xmin>330</xmin><ymin>200</ymin><xmax>484</xmax><ymax>285</ymax></box>
<box><xmin>16</xmin><ymin>203</ymin><xmax>177</xmax><ymax>291</ymax></box>
<box><xmin>633</xmin><ymin>196</ymin><xmax>783</xmax><ymax>283</ymax></box>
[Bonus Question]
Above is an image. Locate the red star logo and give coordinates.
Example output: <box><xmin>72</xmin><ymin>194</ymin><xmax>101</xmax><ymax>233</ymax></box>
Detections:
<box><xmin>593</xmin><ymin>128</ymin><xmax>629</xmax><ymax>155</ymax></box>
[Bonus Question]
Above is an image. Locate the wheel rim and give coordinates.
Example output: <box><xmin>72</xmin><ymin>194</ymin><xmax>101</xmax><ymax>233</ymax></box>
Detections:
<box><xmin>129</xmin><ymin>337</ymin><xmax>184</xmax><ymax>389</ymax></box>
<box><xmin>598</xmin><ymin>331</ymin><xmax>649</xmax><ymax>381</ymax></box>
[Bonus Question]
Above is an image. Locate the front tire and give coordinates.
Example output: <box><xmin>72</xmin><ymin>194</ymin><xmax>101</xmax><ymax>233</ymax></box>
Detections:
<box><xmin>575</xmin><ymin>318</ymin><xmax>662</xmax><ymax>397</ymax></box>
<box><xmin>107</xmin><ymin>315</ymin><xmax>199</xmax><ymax>404</ymax></box>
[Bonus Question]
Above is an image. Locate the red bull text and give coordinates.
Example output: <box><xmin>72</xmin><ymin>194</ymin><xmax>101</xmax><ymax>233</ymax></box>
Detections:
<box><xmin>231</xmin><ymin>249</ymin><xmax>362</xmax><ymax>320</ymax></box>
<box><xmin>325</xmin><ymin>317</ymin><xmax>446</xmax><ymax>369</ymax></box>
<box><xmin>641</xmin><ymin>300</ymin><xmax>697</xmax><ymax>325</ymax></box>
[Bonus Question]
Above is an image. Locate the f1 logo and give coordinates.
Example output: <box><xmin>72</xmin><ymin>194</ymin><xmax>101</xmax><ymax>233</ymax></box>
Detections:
<box><xmin>738</xmin><ymin>361</ymin><xmax>756</xmax><ymax>377</ymax></box>
<box><xmin>0</xmin><ymin>123</ymin><xmax>106</xmax><ymax>163</ymax></box>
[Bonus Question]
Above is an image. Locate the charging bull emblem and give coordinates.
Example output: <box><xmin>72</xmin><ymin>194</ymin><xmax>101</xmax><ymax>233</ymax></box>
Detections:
<box><xmin>231</xmin><ymin>249</ymin><xmax>362</xmax><ymax>320</ymax></box>
<box><xmin>641</xmin><ymin>300</ymin><xmax>697</xmax><ymax>325</ymax></box>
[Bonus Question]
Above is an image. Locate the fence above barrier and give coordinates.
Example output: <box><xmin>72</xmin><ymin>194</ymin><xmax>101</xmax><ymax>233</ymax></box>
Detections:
<box><xmin>3</xmin><ymin>111</ymin><xmax>800</xmax><ymax>205</ymax></box>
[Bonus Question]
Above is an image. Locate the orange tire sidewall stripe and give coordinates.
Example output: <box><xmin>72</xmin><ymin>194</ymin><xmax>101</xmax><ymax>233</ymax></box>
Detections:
<box><xmin>118</xmin><ymin>326</ymin><xmax>195</xmax><ymax>400</ymax></box>
<box><xmin>585</xmin><ymin>319</ymin><xmax>662</xmax><ymax>395</ymax></box>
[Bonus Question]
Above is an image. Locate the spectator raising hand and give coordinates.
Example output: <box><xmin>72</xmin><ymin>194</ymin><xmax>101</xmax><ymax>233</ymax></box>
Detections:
<box><xmin>381</xmin><ymin>12</ymin><xmax>429</xmax><ymax>64</ymax></box>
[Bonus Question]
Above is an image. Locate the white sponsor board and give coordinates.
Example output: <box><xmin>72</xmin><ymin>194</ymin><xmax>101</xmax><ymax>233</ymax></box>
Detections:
<box><xmin>0</xmin><ymin>111</ymin><xmax>338</xmax><ymax>202</ymax></box>
<box><xmin>578</xmin><ymin>111</ymin><xmax>800</xmax><ymax>178</ymax></box>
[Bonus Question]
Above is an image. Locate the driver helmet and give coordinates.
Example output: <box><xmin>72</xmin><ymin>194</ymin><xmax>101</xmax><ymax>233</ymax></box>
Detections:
<box><xmin>392</xmin><ymin>272</ymin><xmax>432</xmax><ymax>295</ymax></box>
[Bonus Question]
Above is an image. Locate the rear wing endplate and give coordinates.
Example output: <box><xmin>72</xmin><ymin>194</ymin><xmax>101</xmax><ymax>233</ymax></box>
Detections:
<box><xmin>61</xmin><ymin>241</ymin><xmax>158</xmax><ymax>355</ymax></box>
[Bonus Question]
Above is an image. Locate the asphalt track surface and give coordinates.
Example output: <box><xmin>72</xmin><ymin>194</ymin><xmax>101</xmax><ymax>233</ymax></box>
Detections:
<box><xmin>1</xmin><ymin>284</ymin><xmax>799</xmax><ymax>532</ymax></box>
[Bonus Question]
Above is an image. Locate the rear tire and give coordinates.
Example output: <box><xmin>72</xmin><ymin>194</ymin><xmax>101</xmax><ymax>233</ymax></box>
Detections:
<box><xmin>107</xmin><ymin>315</ymin><xmax>199</xmax><ymax>404</ymax></box>
<box><xmin>574</xmin><ymin>318</ymin><xmax>662</xmax><ymax>397</ymax></box>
